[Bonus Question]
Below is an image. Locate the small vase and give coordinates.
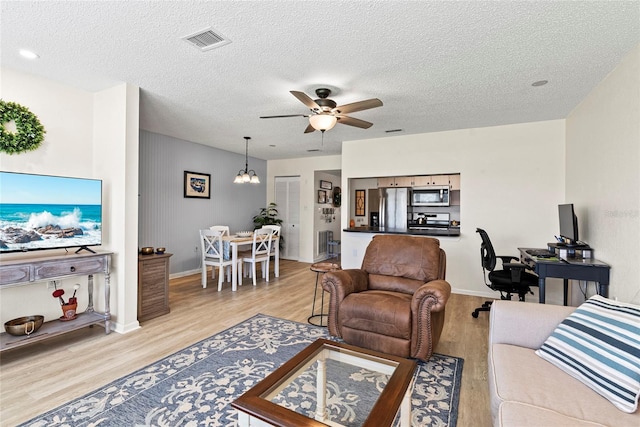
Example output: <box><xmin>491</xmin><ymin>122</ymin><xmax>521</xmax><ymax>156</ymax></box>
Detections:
<box><xmin>61</xmin><ymin>303</ymin><xmax>78</xmax><ymax>320</ymax></box>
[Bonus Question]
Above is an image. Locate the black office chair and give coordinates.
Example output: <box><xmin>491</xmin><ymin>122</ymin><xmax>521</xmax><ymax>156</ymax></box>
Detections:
<box><xmin>472</xmin><ymin>228</ymin><xmax>539</xmax><ymax>318</ymax></box>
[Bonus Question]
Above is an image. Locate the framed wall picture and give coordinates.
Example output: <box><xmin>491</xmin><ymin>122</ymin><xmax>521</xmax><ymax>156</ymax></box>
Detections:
<box><xmin>320</xmin><ymin>180</ymin><xmax>333</xmax><ymax>190</ymax></box>
<box><xmin>184</xmin><ymin>171</ymin><xmax>211</xmax><ymax>199</ymax></box>
<box><xmin>355</xmin><ymin>189</ymin><xmax>366</xmax><ymax>216</ymax></box>
<box><xmin>318</xmin><ymin>190</ymin><xmax>327</xmax><ymax>204</ymax></box>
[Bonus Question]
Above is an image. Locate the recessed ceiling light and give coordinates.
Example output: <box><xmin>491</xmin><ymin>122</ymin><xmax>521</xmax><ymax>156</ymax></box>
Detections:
<box><xmin>531</xmin><ymin>80</ymin><xmax>548</xmax><ymax>87</ymax></box>
<box><xmin>19</xmin><ymin>49</ymin><xmax>39</xmax><ymax>59</ymax></box>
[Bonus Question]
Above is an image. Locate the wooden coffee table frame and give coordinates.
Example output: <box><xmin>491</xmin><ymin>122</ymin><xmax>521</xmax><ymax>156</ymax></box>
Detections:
<box><xmin>232</xmin><ymin>338</ymin><xmax>417</xmax><ymax>427</ymax></box>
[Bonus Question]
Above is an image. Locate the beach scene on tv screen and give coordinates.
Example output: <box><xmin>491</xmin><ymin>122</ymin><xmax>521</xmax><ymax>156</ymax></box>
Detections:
<box><xmin>0</xmin><ymin>172</ymin><xmax>102</xmax><ymax>252</ymax></box>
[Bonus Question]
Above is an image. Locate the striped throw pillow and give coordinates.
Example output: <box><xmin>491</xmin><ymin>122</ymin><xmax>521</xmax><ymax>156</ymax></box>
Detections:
<box><xmin>536</xmin><ymin>295</ymin><xmax>640</xmax><ymax>413</ymax></box>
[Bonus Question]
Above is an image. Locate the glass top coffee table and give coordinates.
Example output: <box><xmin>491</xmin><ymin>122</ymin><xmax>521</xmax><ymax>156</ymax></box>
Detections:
<box><xmin>232</xmin><ymin>338</ymin><xmax>417</xmax><ymax>427</ymax></box>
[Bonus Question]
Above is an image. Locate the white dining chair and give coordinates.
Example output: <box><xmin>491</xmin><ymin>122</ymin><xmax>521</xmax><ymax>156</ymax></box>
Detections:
<box><xmin>261</xmin><ymin>224</ymin><xmax>281</xmax><ymax>237</ymax></box>
<box><xmin>209</xmin><ymin>225</ymin><xmax>230</xmax><ymax>236</ymax></box>
<box><xmin>239</xmin><ymin>228</ymin><xmax>273</xmax><ymax>287</ymax></box>
<box><xmin>261</xmin><ymin>225</ymin><xmax>280</xmax><ymax>279</ymax></box>
<box><xmin>209</xmin><ymin>225</ymin><xmax>230</xmax><ymax>280</ymax></box>
<box><xmin>199</xmin><ymin>229</ymin><xmax>236</xmax><ymax>291</ymax></box>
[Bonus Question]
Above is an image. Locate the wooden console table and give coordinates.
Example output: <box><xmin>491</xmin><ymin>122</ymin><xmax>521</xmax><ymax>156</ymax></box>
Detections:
<box><xmin>0</xmin><ymin>251</ymin><xmax>112</xmax><ymax>352</ymax></box>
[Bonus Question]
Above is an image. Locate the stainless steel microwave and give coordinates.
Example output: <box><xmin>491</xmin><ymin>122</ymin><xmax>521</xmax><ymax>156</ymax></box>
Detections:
<box><xmin>411</xmin><ymin>186</ymin><xmax>450</xmax><ymax>206</ymax></box>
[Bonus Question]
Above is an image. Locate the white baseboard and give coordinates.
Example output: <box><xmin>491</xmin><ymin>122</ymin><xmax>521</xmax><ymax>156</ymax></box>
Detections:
<box><xmin>170</xmin><ymin>268</ymin><xmax>201</xmax><ymax>280</ymax></box>
<box><xmin>451</xmin><ymin>287</ymin><xmax>495</xmax><ymax>298</ymax></box>
<box><xmin>110</xmin><ymin>320</ymin><xmax>140</xmax><ymax>334</ymax></box>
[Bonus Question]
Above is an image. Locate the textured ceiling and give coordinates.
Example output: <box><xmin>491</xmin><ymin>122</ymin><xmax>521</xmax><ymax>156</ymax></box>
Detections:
<box><xmin>2</xmin><ymin>1</ymin><xmax>639</xmax><ymax>160</ymax></box>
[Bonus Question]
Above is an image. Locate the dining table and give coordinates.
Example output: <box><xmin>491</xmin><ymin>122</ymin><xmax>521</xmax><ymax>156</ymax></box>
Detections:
<box><xmin>222</xmin><ymin>233</ymin><xmax>279</xmax><ymax>291</ymax></box>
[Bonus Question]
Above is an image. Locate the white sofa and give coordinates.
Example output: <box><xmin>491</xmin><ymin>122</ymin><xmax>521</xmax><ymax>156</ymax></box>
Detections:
<box><xmin>488</xmin><ymin>300</ymin><xmax>639</xmax><ymax>426</ymax></box>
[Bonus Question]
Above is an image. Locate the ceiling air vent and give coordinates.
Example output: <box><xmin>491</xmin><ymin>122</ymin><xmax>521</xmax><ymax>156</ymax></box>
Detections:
<box><xmin>182</xmin><ymin>27</ymin><xmax>231</xmax><ymax>52</ymax></box>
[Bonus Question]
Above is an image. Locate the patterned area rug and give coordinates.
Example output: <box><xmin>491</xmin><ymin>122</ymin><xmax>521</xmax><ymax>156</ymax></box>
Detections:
<box><xmin>21</xmin><ymin>314</ymin><xmax>463</xmax><ymax>426</ymax></box>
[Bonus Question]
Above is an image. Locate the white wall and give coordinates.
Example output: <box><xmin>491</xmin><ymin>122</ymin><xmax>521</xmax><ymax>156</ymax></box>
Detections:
<box><xmin>566</xmin><ymin>44</ymin><xmax>640</xmax><ymax>304</ymax></box>
<box><xmin>0</xmin><ymin>68</ymin><xmax>139</xmax><ymax>332</ymax></box>
<box><xmin>341</xmin><ymin>120</ymin><xmax>567</xmax><ymax>302</ymax></box>
<box><xmin>267</xmin><ymin>155</ymin><xmax>341</xmax><ymax>262</ymax></box>
<box><xmin>93</xmin><ymin>83</ymin><xmax>140</xmax><ymax>332</ymax></box>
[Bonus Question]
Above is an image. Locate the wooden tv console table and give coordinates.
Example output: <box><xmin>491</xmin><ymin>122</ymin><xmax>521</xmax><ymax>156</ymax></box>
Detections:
<box><xmin>0</xmin><ymin>251</ymin><xmax>112</xmax><ymax>352</ymax></box>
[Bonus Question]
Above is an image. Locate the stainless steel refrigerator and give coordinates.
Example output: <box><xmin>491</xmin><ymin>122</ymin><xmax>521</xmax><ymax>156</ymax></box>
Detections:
<box><xmin>378</xmin><ymin>187</ymin><xmax>408</xmax><ymax>230</ymax></box>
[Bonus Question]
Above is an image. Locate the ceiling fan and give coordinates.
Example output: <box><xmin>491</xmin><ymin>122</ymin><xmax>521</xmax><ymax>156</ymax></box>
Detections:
<box><xmin>260</xmin><ymin>88</ymin><xmax>383</xmax><ymax>133</ymax></box>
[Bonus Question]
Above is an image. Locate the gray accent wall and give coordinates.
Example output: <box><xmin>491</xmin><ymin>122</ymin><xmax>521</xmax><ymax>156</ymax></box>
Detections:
<box><xmin>139</xmin><ymin>131</ymin><xmax>266</xmax><ymax>274</ymax></box>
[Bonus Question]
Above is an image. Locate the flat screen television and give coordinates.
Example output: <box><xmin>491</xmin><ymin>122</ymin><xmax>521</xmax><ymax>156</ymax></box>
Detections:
<box><xmin>558</xmin><ymin>203</ymin><xmax>579</xmax><ymax>247</ymax></box>
<box><xmin>0</xmin><ymin>171</ymin><xmax>102</xmax><ymax>253</ymax></box>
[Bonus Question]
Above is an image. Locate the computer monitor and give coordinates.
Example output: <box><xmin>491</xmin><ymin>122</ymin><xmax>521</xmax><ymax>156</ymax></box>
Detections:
<box><xmin>558</xmin><ymin>203</ymin><xmax>579</xmax><ymax>247</ymax></box>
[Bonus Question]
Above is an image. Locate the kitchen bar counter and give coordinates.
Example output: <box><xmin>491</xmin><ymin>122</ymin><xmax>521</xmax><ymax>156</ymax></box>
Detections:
<box><xmin>344</xmin><ymin>226</ymin><xmax>460</xmax><ymax>237</ymax></box>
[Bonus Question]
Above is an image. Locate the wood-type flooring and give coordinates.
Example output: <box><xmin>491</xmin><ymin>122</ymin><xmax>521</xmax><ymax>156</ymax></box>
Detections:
<box><xmin>0</xmin><ymin>259</ymin><xmax>491</xmax><ymax>426</ymax></box>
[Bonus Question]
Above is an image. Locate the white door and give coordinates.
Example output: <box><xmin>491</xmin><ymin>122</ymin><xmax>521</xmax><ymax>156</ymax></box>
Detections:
<box><xmin>275</xmin><ymin>176</ymin><xmax>300</xmax><ymax>260</ymax></box>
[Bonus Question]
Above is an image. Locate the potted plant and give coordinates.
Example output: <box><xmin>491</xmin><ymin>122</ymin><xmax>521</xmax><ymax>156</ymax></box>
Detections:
<box><xmin>253</xmin><ymin>202</ymin><xmax>284</xmax><ymax>248</ymax></box>
<box><xmin>252</xmin><ymin>202</ymin><xmax>283</xmax><ymax>228</ymax></box>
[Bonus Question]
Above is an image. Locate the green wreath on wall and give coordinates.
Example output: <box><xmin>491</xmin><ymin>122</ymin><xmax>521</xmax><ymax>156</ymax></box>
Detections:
<box><xmin>0</xmin><ymin>100</ymin><xmax>46</xmax><ymax>155</ymax></box>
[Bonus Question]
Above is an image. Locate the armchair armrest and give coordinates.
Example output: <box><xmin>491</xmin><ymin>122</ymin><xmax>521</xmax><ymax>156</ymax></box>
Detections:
<box><xmin>410</xmin><ymin>279</ymin><xmax>451</xmax><ymax>360</ymax></box>
<box><xmin>411</xmin><ymin>279</ymin><xmax>451</xmax><ymax>313</ymax></box>
<box><xmin>321</xmin><ymin>269</ymin><xmax>369</xmax><ymax>337</ymax></box>
<box><xmin>321</xmin><ymin>269</ymin><xmax>369</xmax><ymax>298</ymax></box>
<box><xmin>489</xmin><ymin>300</ymin><xmax>576</xmax><ymax>349</ymax></box>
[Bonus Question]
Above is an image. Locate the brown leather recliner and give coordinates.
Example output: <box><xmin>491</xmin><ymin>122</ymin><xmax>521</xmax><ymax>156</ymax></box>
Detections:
<box><xmin>321</xmin><ymin>235</ymin><xmax>451</xmax><ymax>361</ymax></box>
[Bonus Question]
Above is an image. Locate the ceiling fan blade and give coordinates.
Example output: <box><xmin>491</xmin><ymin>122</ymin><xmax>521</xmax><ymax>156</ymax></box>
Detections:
<box><xmin>260</xmin><ymin>114</ymin><xmax>309</xmax><ymax>119</ymax></box>
<box><xmin>336</xmin><ymin>115</ymin><xmax>373</xmax><ymax>129</ymax></box>
<box><xmin>333</xmin><ymin>98</ymin><xmax>383</xmax><ymax>115</ymax></box>
<box><xmin>290</xmin><ymin>91</ymin><xmax>321</xmax><ymax>110</ymax></box>
<box><xmin>304</xmin><ymin>123</ymin><xmax>316</xmax><ymax>133</ymax></box>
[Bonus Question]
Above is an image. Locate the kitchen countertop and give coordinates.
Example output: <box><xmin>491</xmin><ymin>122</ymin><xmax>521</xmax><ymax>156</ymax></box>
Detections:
<box><xmin>344</xmin><ymin>226</ymin><xmax>460</xmax><ymax>237</ymax></box>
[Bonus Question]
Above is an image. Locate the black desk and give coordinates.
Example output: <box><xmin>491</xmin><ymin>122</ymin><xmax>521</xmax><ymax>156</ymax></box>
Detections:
<box><xmin>518</xmin><ymin>248</ymin><xmax>611</xmax><ymax>305</ymax></box>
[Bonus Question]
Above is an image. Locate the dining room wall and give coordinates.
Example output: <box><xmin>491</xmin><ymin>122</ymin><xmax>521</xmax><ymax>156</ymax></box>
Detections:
<box><xmin>139</xmin><ymin>131</ymin><xmax>267</xmax><ymax>275</ymax></box>
<box><xmin>267</xmin><ymin>155</ymin><xmax>343</xmax><ymax>263</ymax></box>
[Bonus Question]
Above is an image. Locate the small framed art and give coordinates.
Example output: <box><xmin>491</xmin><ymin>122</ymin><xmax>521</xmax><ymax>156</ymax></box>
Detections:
<box><xmin>320</xmin><ymin>180</ymin><xmax>333</xmax><ymax>190</ymax></box>
<box><xmin>318</xmin><ymin>190</ymin><xmax>327</xmax><ymax>204</ymax></box>
<box><xmin>355</xmin><ymin>189</ymin><xmax>366</xmax><ymax>216</ymax></box>
<box><xmin>184</xmin><ymin>171</ymin><xmax>211</xmax><ymax>199</ymax></box>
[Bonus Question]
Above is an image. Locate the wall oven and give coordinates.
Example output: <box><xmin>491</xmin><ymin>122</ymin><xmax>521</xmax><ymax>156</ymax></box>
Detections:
<box><xmin>411</xmin><ymin>186</ymin><xmax>450</xmax><ymax>206</ymax></box>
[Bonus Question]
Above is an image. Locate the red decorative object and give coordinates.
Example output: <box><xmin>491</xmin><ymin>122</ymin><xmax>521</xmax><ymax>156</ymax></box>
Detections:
<box><xmin>51</xmin><ymin>284</ymin><xmax>81</xmax><ymax>320</ymax></box>
<box><xmin>52</xmin><ymin>289</ymin><xmax>65</xmax><ymax>305</ymax></box>
<box><xmin>60</xmin><ymin>303</ymin><xmax>77</xmax><ymax>320</ymax></box>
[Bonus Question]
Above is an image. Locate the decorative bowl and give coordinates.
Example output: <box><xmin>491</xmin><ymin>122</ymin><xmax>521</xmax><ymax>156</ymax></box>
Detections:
<box><xmin>140</xmin><ymin>247</ymin><xmax>154</xmax><ymax>255</ymax></box>
<box><xmin>5</xmin><ymin>315</ymin><xmax>45</xmax><ymax>336</ymax></box>
<box><xmin>236</xmin><ymin>231</ymin><xmax>253</xmax><ymax>238</ymax></box>
<box><xmin>156</xmin><ymin>247</ymin><xmax>166</xmax><ymax>254</ymax></box>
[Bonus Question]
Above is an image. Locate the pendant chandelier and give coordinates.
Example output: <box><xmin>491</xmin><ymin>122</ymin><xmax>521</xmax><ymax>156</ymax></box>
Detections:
<box><xmin>233</xmin><ymin>136</ymin><xmax>260</xmax><ymax>184</ymax></box>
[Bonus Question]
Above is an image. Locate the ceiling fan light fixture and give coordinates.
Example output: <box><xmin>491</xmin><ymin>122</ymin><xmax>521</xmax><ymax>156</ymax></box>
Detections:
<box><xmin>309</xmin><ymin>114</ymin><xmax>337</xmax><ymax>131</ymax></box>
